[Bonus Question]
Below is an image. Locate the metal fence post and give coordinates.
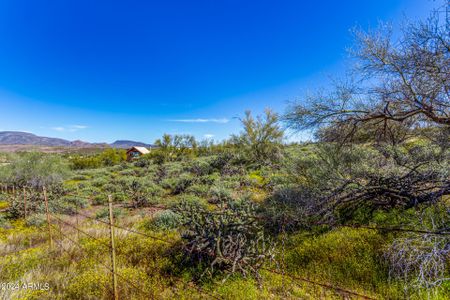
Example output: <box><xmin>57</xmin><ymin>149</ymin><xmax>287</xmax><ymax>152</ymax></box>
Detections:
<box><xmin>43</xmin><ymin>186</ymin><xmax>53</xmax><ymax>249</ymax></box>
<box><xmin>108</xmin><ymin>195</ymin><xmax>119</xmax><ymax>300</ymax></box>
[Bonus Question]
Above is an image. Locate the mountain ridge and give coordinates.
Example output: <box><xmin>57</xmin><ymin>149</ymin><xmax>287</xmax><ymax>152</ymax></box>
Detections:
<box><xmin>0</xmin><ymin>131</ymin><xmax>153</xmax><ymax>149</ymax></box>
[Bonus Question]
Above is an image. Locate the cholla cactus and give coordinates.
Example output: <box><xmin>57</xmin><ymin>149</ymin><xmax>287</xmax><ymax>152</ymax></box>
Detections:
<box><xmin>176</xmin><ymin>199</ymin><xmax>276</xmax><ymax>283</ymax></box>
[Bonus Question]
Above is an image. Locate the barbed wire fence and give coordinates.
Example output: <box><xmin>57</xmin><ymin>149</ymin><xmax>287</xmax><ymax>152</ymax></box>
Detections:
<box><xmin>2</xmin><ymin>183</ymin><xmax>448</xmax><ymax>299</ymax></box>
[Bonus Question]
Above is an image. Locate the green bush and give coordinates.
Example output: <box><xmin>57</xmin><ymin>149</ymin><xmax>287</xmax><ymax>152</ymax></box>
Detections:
<box><xmin>188</xmin><ymin>157</ymin><xmax>215</xmax><ymax>176</ymax></box>
<box><xmin>71</xmin><ymin>174</ymin><xmax>87</xmax><ymax>181</ymax></box>
<box><xmin>91</xmin><ymin>193</ymin><xmax>109</xmax><ymax>205</ymax></box>
<box><xmin>185</xmin><ymin>183</ymin><xmax>210</xmax><ymax>197</ymax></box>
<box><xmin>2</xmin><ymin>152</ymin><xmax>70</xmax><ymax>189</ymax></box>
<box><xmin>69</xmin><ymin>155</ymin><xmax>102</xmax><ymax>170</ymax></box>
<box><xmin>102</xmin><ymin>183</ymin><xmax>119</xmax><ymax>193</ymax></box>
<box><xmin>95</xmin><ymin>207</ymin><xmax>124</xmax><ymax>220</ymax></box>
<box><xmin>0</xmin><ymin>214</ymin><xmax>12</xmax><ymax>229</ymax></box>
<box><xmin>55</xmin><ymin>195</ymin><xmax>89</xmax><ymax>215</ymax></box>
<box><xmin>147</xmin><ymin>210</ymin><xmax>181</xmax><ymax>230</ymax></box>
<box><xmin>25</xmin><ymin>213</ymin><xmax>47</xmax><ymax>227</ymax></box>
<box><xmin>161</xmin><ymin>174</ymin><xmax>195</xmax><ymax>195</ymax></box>
<box><xmin>208</xmin><ymin>184</ymin><xmax>234</xmax><ymax>204</ymax></box>
<box><xmin>69</xmin><ymin>149</ymin><xmax>126</xmax><ymax>170</ymax></box>
<box><xmin>91</xmin><ymin>177</ymin><xmax>109</xmax><ymax>188</ymax></box>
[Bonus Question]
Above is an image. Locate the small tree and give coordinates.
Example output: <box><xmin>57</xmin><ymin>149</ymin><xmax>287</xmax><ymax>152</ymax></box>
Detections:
<box><xmin>153</xmin><ymin>134</ymin><xmax>198</xmax><ymax>162</ymax></box>
<box><xmin>284</xmin><ymin>14</ymin><xmax>449</xmax><ymax>144</ymax></box>
<box><xmin>4</xmin><ymin>152</ymin><xmax>70</xmax><ymax>189</ymax></box>
<box><xmin>231</xmin><ymin>109</ymin><xmax>284</xmax><ymax>166</ymax></box>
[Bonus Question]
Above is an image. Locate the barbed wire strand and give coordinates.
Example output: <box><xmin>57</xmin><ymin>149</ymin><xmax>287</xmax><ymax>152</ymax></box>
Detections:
<box><xmin>52</xmin><ymin>237</ymin><xmax>117</xmax><ymax>299</ymax></box>
<box><xmin>262</xmin><ymin>267</ymin><xmax>376</xmax><ymax>300</ymax></box>
<box><xmin>0</xmin><ymin>186</ymin><xmax>442</xmax><ymax>298</ymax></box>
<box><xmin>50</xmin><ymin>213</ymin><xmax>221</xmax><ymax>300</ymax></box>
<box><xmin>53</xmin><ymin>220</ymin><xmax>158</xmax><ymax>300</ymax></box>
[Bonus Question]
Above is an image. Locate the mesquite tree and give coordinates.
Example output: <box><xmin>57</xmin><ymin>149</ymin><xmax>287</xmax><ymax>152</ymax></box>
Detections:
<box><xmin>284</xmin><ymin>12</ymin><xmax>449</xmax><ymax>214</ymax></box>
<box><xmin>282</xmin><ymin>10</ymin><xmax>450</xmax><ymax>291</ymax></box>
<box><xmin>285</xmin><ymin>14</ymin><xmax>449</xmax><ymax>143</ymax></box>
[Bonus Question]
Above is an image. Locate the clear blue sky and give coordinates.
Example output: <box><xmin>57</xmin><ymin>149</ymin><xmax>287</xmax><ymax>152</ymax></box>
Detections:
<box><xmin>0</xmin><ymin>0</ymin><xmax>443</xmax><ymax>143</ymax></box>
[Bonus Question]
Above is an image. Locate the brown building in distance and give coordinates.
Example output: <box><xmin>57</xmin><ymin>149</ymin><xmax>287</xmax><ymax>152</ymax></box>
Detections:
<box><xmin>126</xmin><ymin>146</ymin><xmax>150</xmax><ymax>161</ymax></box>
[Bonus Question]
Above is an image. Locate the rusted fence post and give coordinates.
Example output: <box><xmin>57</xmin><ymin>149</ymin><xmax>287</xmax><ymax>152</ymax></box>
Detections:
<box><xmin>108</xmin><ymin>195</ymin><xmax>119</xmax><ymax>300</ymax></box>
<box><xmin>43</xmin><ymin>186</ymin><xmax>53</xmax><ymax>249</ymax></box>
<box><xmin>58</xmin><ymin>218</ymin><xmax>63</xmax><ymax>255</ymax></box>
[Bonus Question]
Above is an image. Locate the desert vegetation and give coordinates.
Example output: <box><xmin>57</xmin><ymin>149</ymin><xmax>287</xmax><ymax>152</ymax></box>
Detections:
<box><xmin>0</xmin><ymin>12</ymin><xmax>449</xmax><ymax>300</ymax></box>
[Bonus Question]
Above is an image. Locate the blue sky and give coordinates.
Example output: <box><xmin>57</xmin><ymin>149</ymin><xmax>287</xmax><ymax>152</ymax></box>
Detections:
<box><xmin>0</xmin><ymin>0</ymin><xmax>444</xmax><ymax>143</ymax></box>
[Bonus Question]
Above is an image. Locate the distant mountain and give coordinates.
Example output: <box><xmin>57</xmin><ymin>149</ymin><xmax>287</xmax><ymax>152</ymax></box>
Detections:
<box><xmin>0</xmin><ymin>131</ymin><xmax>73</xmax><ymax>147</ymax></box>
<box><xmin>109</xmin><ymin>140</ymin><xmax>154</xmax><ymax>149</ymax></box>
<box><xmin>0</xmin><ymin>131</ymin><xmax>151</xmax><ymax>149</ymax></box>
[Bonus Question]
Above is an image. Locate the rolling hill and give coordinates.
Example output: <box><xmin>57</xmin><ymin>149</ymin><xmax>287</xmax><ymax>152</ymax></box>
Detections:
<box><xmin>0</xmin><ymin>131</ymin><xmax>152</xmax><ymax>149</ymax></box>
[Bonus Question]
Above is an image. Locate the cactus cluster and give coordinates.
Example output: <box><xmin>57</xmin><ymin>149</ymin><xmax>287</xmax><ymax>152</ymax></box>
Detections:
<box><xmin>176</xmin><ymin>199</ymin><xmax>276</xmax><ymax>283</ymax></box>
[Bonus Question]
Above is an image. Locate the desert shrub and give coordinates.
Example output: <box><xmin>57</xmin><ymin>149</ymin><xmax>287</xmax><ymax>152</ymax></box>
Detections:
<box><xmin>220</xmin><ymin>176</ymin><xmax>242</xmax><ymax>190</ymax></box>
<box><xmin>0</xmin><ymin>195</ymin><xmax>8</xmax><ymax>207</ymax></box>
<box><xmin>118</xmin><ymin>168</ymin><xmax>137</xmax><ymax>176</ymax></box>
<box><xmin>2</xmin><ymin>152</ymin><xmax>70</xmax><ymax>189</ymax></box>
<box><xmin>197</xmin><ymin>173</ymin><xmax>220</xmax><ymax>186</ymax></box>
<box><xmin>91</xmin><ymin>177</ymin><xmax>108</xmax><ymax>188</ymax></box>
<box><xmin>175</xmin><ymin>198</ymin><xmax>276</xmax><ymax>282</ymax></box>
<box><xmin>7</xmin><ymin>190</ymin><xmax>46</xmax><ymax>218</ymax></box>
<box><xmin>70</xmin><ymin>149</ymin><xmax>126</xmax><ymax>170</ymax></box>
<box><xmin>146</xmin><ymin>182</ymin><xmax>165</xmax><ymax>198</ymax></box>
<box><xmin>147</xmin><ymin>210</ymin><xmax>182</xmax><ymax>230</ymax></box>
<box><xmin>98</xmin><ymin>148</ymin><xmax>127</xmax><ymax>166</ymax></box>
<box><xmin>69</xmin><ymin>155</ymin><xmax>102</xmax><ymax>170</ymax></box>
<box><xmin>115</xmin><ymin>175</ymin><xmax>136</xmax><ymax>188</ymax></box>
<box><xmin>134</xmin><ymin>155</ymin><xmax>153</xmax><ymax>168</ymax></box>
<box><xmin>56</xmin><ymin>195</ymin><xmax>89</xmax><ymax>214</ymax></box>
<box><xmin>208</xmin><ymin>184</ymin><xmax>234</xmax><ymax>204</ymax></box>
<box><xmin>107</xmin><ymin>191</ymin><xmax>126</xmax><ymax>203</ymax></box>
<box><xmin>110</xmin><ymin>163</ymin><xmax>128</xmax><ymax>172</ymax></box>
<box><xmin>71</xmin><ymin>174</ymin><xmax>87</xmax><ymax>181</ymax></box>
<box><xmin>165</xmin><ymin>161</ymin><xmax>185</xmax><ymax>177</ymax></box>
<box><xmin>91</xmin><ymin>193</ymin><xmax>109</xmax><ymax>205</ymax></box>
<box><xmin>188</xmin><ymin>157</ymin><xmax>215</xmax><ymax>176</ymax></box>
<box><xmin>127</xmin><ymin>180</ymin><xmax>150</xmax><ymax>208</ymax></box>
<box><xmin>7</xmin><ymin>190</ymin><xmax>88</xmax><ymax>218</ymax></box>
<box><xmin>210</xmin><ymin>153</ymin><xmax>232</xmax><ymax>171</ymax></box>
<box><xmin>95</xmin><ymin>207</ymin><xmax>124</xmax><ymax>220</ymax></box>
<box><xmin>102</xmin><ymin>182</ymin><xmax>119</xmax><ymax>193</ymax></box>
<box><xmin>120</xmin><ymin>178</ymin><xmax>164</xmax><ymax>208</ymax></box>
<box><xmin>78</xmin><ymin>186</ymin><xmax>101</xmax><ymax>198</ymax></box>
<box><xmin>185</xmin><ymin>183</ymin><xmax>210</xmax><ymax>197</ymax></box>
<box><xmin>132</xmin><ymin>167</ymin><xmax>148</xmax><ymax>177</ymax></box>
<box><xmin>0</xmin><ymin>214</ymin><xmax>12</xmax><ymax>229</ymax></box>
<box><xmin>262</xmin><ymin>185</ymin><xmax>320</xmax><ymax>233</ymax></box>
<box><xmin>25</xmin><ymin>213</ymin><xmax>47</xmax><ymax>227</ymax></box>
<box><xmin>161</xmin><ymin>174</ymin><xmax>195</xmax><ymax>195</ymax></box>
